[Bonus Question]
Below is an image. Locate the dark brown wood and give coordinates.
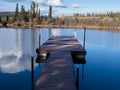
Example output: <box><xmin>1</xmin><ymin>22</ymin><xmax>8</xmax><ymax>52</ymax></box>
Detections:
<box><xmin>36</xmin><ymin>36</ymin><xmax>86</xmax><ymax>90</ymax></box>
<box><xmin>36</xmin><ymin>56</ymin><xmax>76</xmax><ymax>90</ymax></box>
<box><xmin>31</xmin><ymin>57</ymin><xmax>34</xmax><ymax>90</ymax></box>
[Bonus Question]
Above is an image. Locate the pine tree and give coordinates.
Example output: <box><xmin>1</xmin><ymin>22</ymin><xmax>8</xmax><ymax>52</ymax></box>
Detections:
<box><xmin>25</xmin><ymin>9</ymin><xmax>30</xmax><ymax>22</ymax></box>
<box><xmin>48</xmin><ymin>5</ymin><xmax>52</xmax><ymax>18</ymax></box>
<box><xmin>20</xmin><ymin>5</ymin><xmax>26</xmax><ymax>21</ymax></box>
<box><xmin>38</xmin><ymin>9</ymin><xmax>41</xmax><ymax>22</ymax></box>
<box><xmin>30</xmin><ymin>1</ymin><xmax>36</xmax><ymax>20</ymax></box>
<box><xmin>36</xmin><ymin>4</ymin><xmax>39</xmax><ymax>18</ymax></box>
<box><xmin>14</xmin><ymin>3</ymin><xmax>19</xmax><ymax>21</ymax></box>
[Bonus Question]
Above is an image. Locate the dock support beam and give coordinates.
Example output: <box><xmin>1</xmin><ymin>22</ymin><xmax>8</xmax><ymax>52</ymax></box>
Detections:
<box><xmin>76</xmin><ymin>65</ymin><xmax>79</xmax><ymax>90</ymax></box>
<box><xmin>39</xmin><ymin>34</ymin><xmax>41</xmax><ymax>47</ymax></box>
<box><xmin>83</xmin><ymin>27</ymin><xmax>86</xmax><ymax>49</ymax></box>
<box><xmin>31</xmin><ymin>57</ymin><xmax>34</xmax><ymax>90</ymax></box>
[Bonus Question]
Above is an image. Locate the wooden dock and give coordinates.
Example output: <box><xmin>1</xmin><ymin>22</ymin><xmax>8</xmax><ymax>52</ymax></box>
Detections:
<box><xmin>36</xmin><ymin>36</ymin><xmax>86</xmax><ymax>90</ymax></box>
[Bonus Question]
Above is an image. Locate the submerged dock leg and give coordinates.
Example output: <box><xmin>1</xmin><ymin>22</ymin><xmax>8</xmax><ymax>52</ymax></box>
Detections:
<box><xmin>76</xmin><ymin>65</ymin><xmax>79</xmax><ymax>90</ymax></box>
<box><xmin>31</xmin><ymin>57</ymin><xmax>34</xmax><ymax>90</ymax></box>
<box><xmin>82</xmin><ymin>64</ymin><xmax>85</xmax><ymax>79</ymax></box>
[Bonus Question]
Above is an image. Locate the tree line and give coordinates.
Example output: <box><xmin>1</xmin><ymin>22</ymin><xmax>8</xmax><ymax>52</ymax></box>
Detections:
<box><xmin>13</xmin><ymin>1</ymin><xmax>40</xmax><ymax>22</ymax></box>
<box><xmin>0</xmin><ymin>1</ymin><xmax>41</xmax><ymax>24</ymax></box>
<box><xmin>66</xmin><ymin>12</ymin><xmax>120</xmax><ymax>28</ymax></box>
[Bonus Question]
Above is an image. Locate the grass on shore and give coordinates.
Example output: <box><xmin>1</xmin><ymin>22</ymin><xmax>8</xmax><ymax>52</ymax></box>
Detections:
<box><xmin>7</xmin><ymin>23</ymin><xmax>120</xmax><ymax>30</ymax></box>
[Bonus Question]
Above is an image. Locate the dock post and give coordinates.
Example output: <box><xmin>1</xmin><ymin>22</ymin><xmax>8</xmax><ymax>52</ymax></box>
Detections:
<box><xmin>76</xmin><ymin>65</ymin><xmax>79</xmax><ymax>90</ymax></box>
<box><xmin>83</xmin><ymin>27</ymin><xmax>86</xmax><ymax>49</ymax></box>
<box><xmin>31</xmin><ymin>57</ymin><xmax>34</xmax><ymax>90</ymax></box>
<box><xmin>82</xmin><ymin>64</ymin><xmax>84</xmax><ymax>79</ymax></box>
<box><xmin>39</xmin><ymin>34</ymin><xmax>41</xmax><ymax>47</ymax></box>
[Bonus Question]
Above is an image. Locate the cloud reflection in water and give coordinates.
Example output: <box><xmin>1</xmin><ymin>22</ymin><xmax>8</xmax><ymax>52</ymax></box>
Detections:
<box><xmin>0</xmin><ymin>50</ymin><xmax>32</xmax><ymax>73</ymax></box>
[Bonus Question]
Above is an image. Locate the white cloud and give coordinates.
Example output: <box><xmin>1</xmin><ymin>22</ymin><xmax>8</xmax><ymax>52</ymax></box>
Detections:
<box><xmin>38</xmin><ymin>6</ymin><xmax>49</xmax><ymax>15</ymax></box>
<box><xmin>32</xmin><ymin>0</ymin><xmax>46</xmax><ymax>4</ymax></box>
<box><xmin>72</xmin><ymin>4</ymin><xmax>81</xmax><ymax>8</ymax></box>
<box><xmin>39</xmin><ymin>7</ymin><xmax>46</xmax><ymax>11</ymax></box>
<box><xmin>1</xmin><ymin>0</ymin><xmax>25</xmax><ymax>2</ymax></box>
<box><xmin>47</xmin><ymin>0</ymin><xmax>65</xmax><ymax>6</ymax></box>
<box><xmin>33</xmin><ymin>0</ymin><xmax>65</xmax><ymax>7</ymax></box>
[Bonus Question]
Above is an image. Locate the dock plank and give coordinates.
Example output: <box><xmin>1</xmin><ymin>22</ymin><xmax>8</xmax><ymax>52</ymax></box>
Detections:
<box><xmin>49</xmin><ymin>51</ymin><xmax>71</xmax><ymax>58</ymax></box>
<box><xmin>39</xmin><ymin>44</ymin><xmax>84</xmax><ymax>51</ymax></box>
<box><xmin>36</xmin><ymin>36</ymin><xmax>86</xmax><ymax>90</ymax></box>
<box><xmin>36</xmin><ymin>57</ymin><xmax>76</xmax><ymax>88</ymax></box>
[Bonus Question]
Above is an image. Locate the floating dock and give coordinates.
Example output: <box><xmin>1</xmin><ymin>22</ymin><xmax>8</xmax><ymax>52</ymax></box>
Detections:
<box><xmin>36</xmin><ymin>36</ymin><xmax>86</xmax><ymax>90</ymax></box>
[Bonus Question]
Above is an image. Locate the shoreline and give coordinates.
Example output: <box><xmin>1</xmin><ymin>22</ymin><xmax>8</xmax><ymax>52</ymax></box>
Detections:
<box><xmin>0</xmin><ymin>23</ymin><xmax>120</xmax><ymax>31</ymax></box>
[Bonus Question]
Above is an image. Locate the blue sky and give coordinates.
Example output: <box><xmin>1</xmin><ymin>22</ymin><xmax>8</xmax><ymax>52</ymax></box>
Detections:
<box><xmin>0</xmin><ymin>0</ymin><xmax>120</xmax><ymax>17</ymax></box>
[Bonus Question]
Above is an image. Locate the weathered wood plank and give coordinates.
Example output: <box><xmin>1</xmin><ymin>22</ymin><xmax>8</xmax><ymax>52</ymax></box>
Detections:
<box><xmin>36</xmin><ymin>57</ymin><xmax>76</xmax><ymax>89</ymax></box>
<box><xmin>39</xmin><ymin>44</ymin><xmax>84</xmax><ymax>51</ymax></box>
<box><xmin>36</xmin><ymin>36</ymin><xmax>86</xmax><ymax>90</ymax></box>
<box><xmin>49</xmin><ymin>51</ymin><xmax>71</xmax><ymax>58</ymax></box>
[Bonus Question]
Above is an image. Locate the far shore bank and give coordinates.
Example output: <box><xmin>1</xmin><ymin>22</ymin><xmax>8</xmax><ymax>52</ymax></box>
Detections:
<box><xmin>0</xmin><ymin>23</ymin><xmax>120</xmax><ymax>31</ymax></box>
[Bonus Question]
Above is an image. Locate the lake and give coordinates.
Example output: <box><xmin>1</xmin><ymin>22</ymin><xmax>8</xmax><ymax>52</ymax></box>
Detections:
<box><xmin>0</xmin><ymin>28</ymin><xmax>120</xmax><ymax>90</ymax></box>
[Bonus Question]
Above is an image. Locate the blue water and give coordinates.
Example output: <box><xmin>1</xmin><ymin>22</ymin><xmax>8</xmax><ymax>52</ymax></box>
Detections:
<box><xmin>0</xmin><ymin>28</ymin><xmax>120</xmax><ymax>90</ymax></box>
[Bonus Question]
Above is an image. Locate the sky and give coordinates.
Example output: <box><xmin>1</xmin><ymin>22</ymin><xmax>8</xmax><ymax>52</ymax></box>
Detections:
<box><xmin>0</xmin><ymin>0</ymin><xmax>120</xmax><ymax>17</ymax></box>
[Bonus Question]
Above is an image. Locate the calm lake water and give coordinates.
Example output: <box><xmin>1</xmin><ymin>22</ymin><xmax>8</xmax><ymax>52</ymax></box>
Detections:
<box><xmin>0</xmin><ymin>28</ymin><xmax>120</xmax><ymax>90</ymax></box>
